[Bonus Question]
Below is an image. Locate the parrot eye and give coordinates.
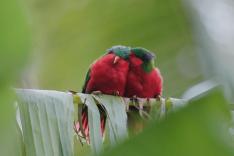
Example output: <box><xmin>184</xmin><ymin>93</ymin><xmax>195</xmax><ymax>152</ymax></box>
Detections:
<box><xmin>143</xmin><ymin>52</ymin><xmax>155</xmax><ymax>61</ymax></box>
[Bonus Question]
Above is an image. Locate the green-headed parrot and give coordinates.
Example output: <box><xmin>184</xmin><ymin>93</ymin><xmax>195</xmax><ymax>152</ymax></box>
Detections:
<box><xmin>75</xmin><ymin>45</ymin><xmax>131</xmax><ymax>141</ymax></box>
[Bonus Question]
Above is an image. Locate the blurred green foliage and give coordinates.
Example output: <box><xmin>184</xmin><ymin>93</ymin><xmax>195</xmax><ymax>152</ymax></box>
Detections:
<box><xmin>2</xmin><ymin>0</ymin><xmax>232</xmax><ymax>156</ymax></box>
<box><xmin>0</xmin><ymin>0</ymin><xmax>30</xmax><ymax>84</ymax></box>
<box><xmin>0</xmin><ymin>0</ymin><xmax>31</xmax><ymax>155</ymax></box>
<box><xmin>102</xmin><ymin>90</ymin><xmax>234</xmax><ymax>156</ymax></box>
<box><xmin>22</xmin><ymin>0</ymin><xmax>202</xmax><ymax>96</ymax></box>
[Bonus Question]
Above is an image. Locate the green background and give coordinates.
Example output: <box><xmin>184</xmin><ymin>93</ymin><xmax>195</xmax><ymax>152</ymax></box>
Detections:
<box><xmin>20</xmin><ymin>0</ymin><xmax>202</xmax><ymax>97</ymax></box>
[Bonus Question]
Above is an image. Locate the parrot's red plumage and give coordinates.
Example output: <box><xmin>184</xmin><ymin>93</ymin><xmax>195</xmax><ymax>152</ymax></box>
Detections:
<box><xmin>125</xmin><ymin>52</ymin><xmax>163</xmax><ymax>98</ymax></box>
<box><xmin>75</xmin><ymin>46</ymin><xmax>163</xmax><ymax>143</ymax></box>
<box><xmin>85</xmin><ymin>53</ymin><xmax>129</xmax><ymax>95</ymax></box>
<box><xmin>75</xmin><ymin>46</ymin><xmax>131</xmax><ymax>142</ymax></box>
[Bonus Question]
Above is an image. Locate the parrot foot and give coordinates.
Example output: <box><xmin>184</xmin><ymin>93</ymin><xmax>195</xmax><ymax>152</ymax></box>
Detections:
<box><xmin>146</xmin><ymin>98</ymin><xmax>151</xmax><ymax>103</ymax></box>
<box><xmin>91</xmin><ymin>91</ymin><xmax>102</xmax><ymax>95</ymax></box>
<box><xmin>113</xmin><ymin>91</ymin><xmax>120</xmax><ymax>96</ymax></box>
<box><xmin>131</xmin><ymin>95</ymin><xmax>139</xmax><ymax>103</ymax></box>
<box><xmin>154</xmin><ymin>95</ymin><xmax>162</xmax><ymax>101</ymax></box>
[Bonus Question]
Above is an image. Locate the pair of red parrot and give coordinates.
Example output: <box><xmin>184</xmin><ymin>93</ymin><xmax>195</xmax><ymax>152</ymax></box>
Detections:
<box><xmin>76</xmin><ymin>45</ymin><xmax>163</xmax><ymax>141</ymax></box>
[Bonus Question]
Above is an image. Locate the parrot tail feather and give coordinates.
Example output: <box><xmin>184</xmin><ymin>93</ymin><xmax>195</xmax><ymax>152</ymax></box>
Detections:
<box><xmin>74</xmin><ymin>107</ymin><xmax>106</xmax><ymax>144</ymax></box>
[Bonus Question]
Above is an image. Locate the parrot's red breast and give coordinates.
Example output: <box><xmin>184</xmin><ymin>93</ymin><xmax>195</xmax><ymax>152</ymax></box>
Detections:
<box><xmin>85</xmin><ymin>53</ymin><xmax>129</xmax><ymax>96</ymax></box>
<box><xmin>125</xmin><ymin>53</ymin><xmax>163</xmax><ymax>98</ymax></box>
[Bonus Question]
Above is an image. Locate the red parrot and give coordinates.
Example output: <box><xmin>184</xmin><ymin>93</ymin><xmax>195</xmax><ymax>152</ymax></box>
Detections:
<box><xmin>75</xmin><ymin>46</ymin><xmax>163</xmax><ymax>142</ymax></box>
<box><xmin>125</xmin><ymin>47</ymin><xmax>163</xmax><ymax>98</ymax></box>
<box><xmin>83</xmin><ymin>46</ymin><xmax>131</xmax><ymax>95</ymax></box>
<box><xmin>75</xmin><ymin>46</ymin><xmax>131</xmax><ymax>141</ymax></box>
<box><xmin>124</xmin><ymin>48</ymin><xmax>163</xmax><ymax>135</ymax></box>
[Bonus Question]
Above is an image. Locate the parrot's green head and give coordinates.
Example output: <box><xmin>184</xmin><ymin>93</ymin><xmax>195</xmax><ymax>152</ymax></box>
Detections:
<box><xmin>131</xmin><ymin>47</ymin><xmax>155</xmax><ymax>73</ymax></box>
<box><xmin>107</xmin><ymin>45</ymin><xmax>131</xmax><ymax>59</ymax></box>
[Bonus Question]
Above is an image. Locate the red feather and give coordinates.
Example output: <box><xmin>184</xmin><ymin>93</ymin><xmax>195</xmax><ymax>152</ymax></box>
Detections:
<box><xmin>85</xmin><ymin>53</ymin><xmax>129</xmax><ymax>96</ymax></box>
<box><xmin>125</xmin><ymin>53</ymin><xmax>163</xmax><ymax>98</ymax></box>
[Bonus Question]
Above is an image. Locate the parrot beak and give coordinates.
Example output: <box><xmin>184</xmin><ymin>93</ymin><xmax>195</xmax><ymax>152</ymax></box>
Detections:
<box><xmin>113</xmin><ymin>56</ymin><xmax>120</xmax><ymax>64</ymax></box>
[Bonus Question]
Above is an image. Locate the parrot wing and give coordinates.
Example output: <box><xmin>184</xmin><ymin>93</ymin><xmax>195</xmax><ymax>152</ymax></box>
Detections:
<box><xmin>82</xmin><ymin>67</ymin><xmax>91</xmax><ymax>93</ymax></box>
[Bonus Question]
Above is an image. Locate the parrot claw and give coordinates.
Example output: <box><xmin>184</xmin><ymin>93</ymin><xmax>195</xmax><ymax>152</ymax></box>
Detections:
<box><xmin>91</xmin><ymin>91</ymin><xmax>102</xmax><ymax>95</ymax></box>
<box><xmin>131</xmin><ymin>95</ymin><xmax>139</xmax><ymax>103</ymax></box>
<box><xmin>154</xmin><ymin>95</ymin><xmax>162</xmax><ymax>101</ymax></box>
<box><xmin>113</xmin><ymin>91</ymin><xmax>120</xmax><ymax>96</ymax></box>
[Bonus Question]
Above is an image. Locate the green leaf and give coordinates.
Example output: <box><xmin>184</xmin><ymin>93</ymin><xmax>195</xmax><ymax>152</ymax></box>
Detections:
<box><xmin>0</xmin><ymin>0</ymin><xmax>31</xmax><ymax>84</ymax></box>
<box><xmin>166</xmin><ymin>97</ymin><xmax>188</xmax><ymax>112</ymax></box>
<box><xmin>16</xmin><ymin>89</ymin><xmax>74</xmax><ymax>156</ymax></box>
<box><xmin>78</xmin><ymin>93</ymin><xmax>103</xmax><ymax>154</ymax></box>
<box><xmin>15</xmin><ymin>89</ymin><xmax>198</xmax><ymax>156</ymax></box>
<box><xmin>0</xmin><ymin>0</ymin><xmax>31</xmax><ymax>155</ymax></box>
<box><xmin>93</xmin><ymin>95</ymin><xmax>128</xmax><ymax>146</ymax></box>
<box><xmin>101</xmin><ymin>90</ymin><xmax>233</xmax><ymax>156</ymax></box>
<box><xmin>187</xmin><ymin>0</ymin><xmax>234</xmax><ymax>101</ymax></box>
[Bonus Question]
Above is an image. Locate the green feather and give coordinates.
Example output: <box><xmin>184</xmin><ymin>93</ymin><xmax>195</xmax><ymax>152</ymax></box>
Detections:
<box><xmin>142</xmin><ymin>60</ymin><xmax>155</xmax><ymax>73</ymax></box>
<box><xmin>107</xmin><ymin>45</ymin><xmax>131</xmax><ymax>59</ymax></box>
<box><xmin>131</xmin><ymin>47</ymin><xmax>156</xmax><ymax>73</ymax></box>
<box><xmin>82</xmin><ymin>68</ymin><xmax>91</xmax><ymax>93</ymax></box>
<box><xmin>131</xmin><ymin>47</ymin><xmax>147</xmax><ymax>58</ymax></box>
